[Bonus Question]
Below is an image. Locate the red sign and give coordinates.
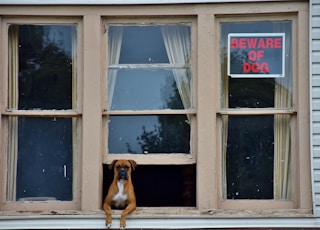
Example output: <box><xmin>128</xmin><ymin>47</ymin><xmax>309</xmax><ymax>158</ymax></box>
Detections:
<box><xmin>227</xmin><ymin>33</ymin><xmax>285</xmax><ymax>78</ymax></box>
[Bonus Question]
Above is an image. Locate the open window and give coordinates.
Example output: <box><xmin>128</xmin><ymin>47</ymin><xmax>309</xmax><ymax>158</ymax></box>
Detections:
<box><xmin>103</xmin><ymin>21</ymin><xmax>196</xmax><ymax>207</ymax></box>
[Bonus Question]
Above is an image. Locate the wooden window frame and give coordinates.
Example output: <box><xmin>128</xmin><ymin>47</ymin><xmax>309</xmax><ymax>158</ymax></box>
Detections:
<box><xmin>102</xmin><ymin>17</ymin><xmax>197</xmax><ymax>166</ymax></box>
<box><xmin>214</xmin><ymin>13</ymin><xmax>311</xmax><ymax>210</ymax></box>
<box><xmin>0</xmin><ymin>17</ymin><xmax>83</xmax><ymax>211</ymax></box>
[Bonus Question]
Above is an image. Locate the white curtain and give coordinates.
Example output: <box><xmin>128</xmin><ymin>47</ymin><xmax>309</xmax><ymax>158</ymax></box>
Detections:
<box><xmin>274</xmin><ymin>27</ymin><xmax>292</xmax><ymax>199</ymax></box>
<box><xmin>161</xmin><ymin>25</ymin><xmax>192</xmax><ymax>113</ymax></box>
<box><xmin>221</xmin><ymin>54</ymin><xmax>229</xmax><ymax>199</ymax></box>
<box><xmin>7</xmin><ymin>25</ymin><xmax>19</xmax><ymax>201</ymax></box>
<box><xmin>107</xmin><ymin>26</ymin><xmax>123</xmax><ymax>110</ymax></box>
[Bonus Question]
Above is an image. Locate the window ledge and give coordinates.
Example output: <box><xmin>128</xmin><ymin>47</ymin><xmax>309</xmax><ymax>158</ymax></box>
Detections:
<box><xmin>0</xmin><ymin>208</ymin><xmax>315</xmax><ymax>229</ymax></box>
<box><xmin>0</xmin><ymin>207</ymin><xmax>313</xmax><ymax>218</ymax></box>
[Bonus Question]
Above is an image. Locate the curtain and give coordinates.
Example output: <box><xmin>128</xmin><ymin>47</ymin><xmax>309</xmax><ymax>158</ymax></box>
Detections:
<box><xmin>72</xmin><ymin>26</ymin><xmax>78</xmax><ymax>110</ymax></box>
<box><xmin>107</xmin><ymin>26</ymin><xmax>123</xmax><ymax>110</ymax></box>
<box><xmin>7</xmin><ymin>25</ymin><xmax>19</xmax><ymax>201</ymax></box>
<box><xmin>273</xmin><ymin>27</ymin><xmax>292</xmax><ymax>199</ymax></box>
<box><xmin>221</xmin><ymin>54</ymin><xmax>229</xmax><ymax>199</ymax></box>
<box><xmin>161</xmin><ymin>25</ymin><xmax>192</xmax><ymax>114</ymax></box>
<box><xmin>71</xmin><ymin>27</ymin><xmax>78</xmax><ymax>191</ymax></box>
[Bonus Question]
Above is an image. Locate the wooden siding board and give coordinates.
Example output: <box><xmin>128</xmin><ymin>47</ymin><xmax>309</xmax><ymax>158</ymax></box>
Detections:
<box><xmin>312</xmin><ymin>112</ymin><xmax>320</xmax><ymax>122</ymax></box>
<box><xmin>312</xmin><ymin>4</ymin><xmax>320</xmax><ymax>16</ymax></box>
<box><xmin>314</xmin><ymin>170</ymin><xmax>320</xmax><ymax>181</ymax></box>
<box><xmin>312</xmin><ymin>16</ymin><xmax>320</xmax><ymax>28</ymax></box>
<box><xmin>313</xmin><ymin>40</ymin><xmax>320</xmax><ymax>50</ymax></box>
<box><xmin>312</xmin><ymin>101</ymin><xmax>320</xmax><ymax>110</ymax></box>
<box><xmin>314</xmin><ymin>159</ymin><xmax>320</xmax><ymax>171</ymax></box>
<box><xmin>313</xmin><ymin>30</ymin><xmax>320</xmax><ymax>40</ymax></box>
<box><xmin>312</xmin><ymin>88</ymin><xmax>320</xmax><ymax>98</ymax></box>
<box><xmin>315</xmin><ymin>194</ymin><xmax>320</xmax><ymax>208</ymax></box>
<box><xmin>312</xmin><ymin>122</ymin><xmax>320</xmax><ymax>133</ymax></box>
<box><xmin>313</xmin><ymin>135</ymin><xmax>320</xmax><ymax>146</ymax></box>
<box><xmin>312</xmin><ymin>52</ymin><xmax>320</xmax><ymax>63</ymax></box>
<box><xmin>313</xmin><ymin>64</ymin><xmax>320</xmax><ymax>74</ymax></box>
<box><xmin>312</xmin><ymin>76</ymin><xmax>320</xmax><ymax>84</ymax></box>
<box><xmin>312</xmin><ymin>0</ymin><xmax>320</xmax><ymax>217</ymax></box>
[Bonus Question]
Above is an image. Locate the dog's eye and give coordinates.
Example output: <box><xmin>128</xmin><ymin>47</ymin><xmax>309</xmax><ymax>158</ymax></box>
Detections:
<box><xmin>116</xmin><ymin>165</ymin><xmax>121</xmax><ymax>169</ymax></box>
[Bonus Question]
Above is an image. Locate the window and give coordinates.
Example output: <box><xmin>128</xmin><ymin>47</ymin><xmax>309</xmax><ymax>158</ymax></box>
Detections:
<box><xmin>221</xmin><ymin>21</ymin><xmax>293</xmax><ymax>200</ymax></box>
<box><xmin>217</xmin><ymin>15</ymin><xmax>310</xmax><ymax>210</ymax></box>
<box><xmin>3</xmin><ymin>20</ymin><xmax>80</xmax><ymax>210</ymax></box>
<box><xmin>103</xmin><ymin>21</ymin><xmax>196</xmax><ymax>206</ymax></box>
<box><xmin>105</xmin><ymin>23</ymin><xmax>194</xmax><ymax>156</ymax></box>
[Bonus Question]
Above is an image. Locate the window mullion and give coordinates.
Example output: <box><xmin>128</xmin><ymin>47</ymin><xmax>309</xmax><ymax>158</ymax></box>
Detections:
<box><xmin>108</xmin><ymin>63</ymin><xmax>189</xmax><ymax>69</ymax></box>
<box><xmin>103</xmin><ymin>109</ymin><xmax>196</xmax><ymax>115</ymax></box>
<box><xmin>3</xmin><ymin>109</ymin><xmax>80</xmax><ymax>118</ymax></box>
<box><xmin>218</xmin><ymin>108</ymin><xmax>296</xmax><ymax>116</ymax></box>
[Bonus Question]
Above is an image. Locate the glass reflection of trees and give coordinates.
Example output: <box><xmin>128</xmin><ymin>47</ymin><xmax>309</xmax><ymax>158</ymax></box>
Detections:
<box><xmin>126</xmin><ymin>79</ymin><xmax>190</xmax><ymax>154</ymax></box>
<box><xmin>14</xmin><ymin>25</ymin><xmax>74</xmax><ymax>201</ymax></box>
<box><xmin>18</xmin><ymin>25</ymin><xmax>72</xmax><ymax>110</ymax></box>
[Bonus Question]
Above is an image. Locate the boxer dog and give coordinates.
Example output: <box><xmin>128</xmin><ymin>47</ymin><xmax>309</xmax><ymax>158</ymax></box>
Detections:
<box><xmin>103</xmin><ymin>160</ymin><xmax>137</xmax><ymax>229</ymax></box>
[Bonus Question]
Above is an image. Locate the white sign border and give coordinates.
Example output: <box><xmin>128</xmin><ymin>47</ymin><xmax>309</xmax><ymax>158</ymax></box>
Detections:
<box><xmin>227</xmin><ymin>33</ymin><xmax>286</xmax><ymax>78</ymax></box>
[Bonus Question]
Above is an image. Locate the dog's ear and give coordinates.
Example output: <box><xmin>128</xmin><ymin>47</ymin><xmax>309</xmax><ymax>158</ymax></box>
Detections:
<box><xmin>108</xmin><ymin>160</ymin><xmax>117</xmax><ymax>170</ymax></box>
<box><xmin>129</xmin><ymin>160</ymin><xmax>137</xmax><ymax>171</ymax></box>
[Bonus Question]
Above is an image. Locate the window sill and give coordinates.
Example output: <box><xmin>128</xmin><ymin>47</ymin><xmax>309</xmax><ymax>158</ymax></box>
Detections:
<box><xmin>0</xmin><ymin>208</ymin><xmax>315</xmax><ymax>229</ymax></box>
<box><xmin>0</xmin><ymin>207</ymin><xmax>313</xmax><ymax>217</ymax></box>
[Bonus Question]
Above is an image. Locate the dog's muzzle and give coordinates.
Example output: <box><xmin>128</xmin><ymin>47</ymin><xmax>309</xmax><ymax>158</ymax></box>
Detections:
<box><xmin>118</xmin><ymin>168</ymin><xmax>128</xmax><ymax>180</ymax></box>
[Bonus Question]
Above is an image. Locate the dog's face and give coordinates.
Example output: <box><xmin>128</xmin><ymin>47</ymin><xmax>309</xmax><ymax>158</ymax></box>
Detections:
<box><xmin>110</xmin><ymin>160</ymin><xmax>137</xmax><ymax>180</ymax></box>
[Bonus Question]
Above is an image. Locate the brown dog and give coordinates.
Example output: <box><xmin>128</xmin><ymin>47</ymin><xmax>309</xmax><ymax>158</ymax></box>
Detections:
<box><xmin>103</xmin><ymin>160</ymin><xmax>137</xmax><ymax>229</ymax></box>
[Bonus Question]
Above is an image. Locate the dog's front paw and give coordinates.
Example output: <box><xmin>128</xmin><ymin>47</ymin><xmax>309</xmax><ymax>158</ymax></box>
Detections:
<box><xmin>120</xmin><ymin>221</ymin><xmax>126</xmax><ymax>229</ymax></box>
<box><xmin>105</xmin><ymin>222</ymin><xmax>112</xmax><ymax>229</ymax></box>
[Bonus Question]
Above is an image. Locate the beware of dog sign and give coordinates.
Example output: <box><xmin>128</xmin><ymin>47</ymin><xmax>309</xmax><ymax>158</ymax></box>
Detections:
<box><xmin>227</xmin><ymin>33</ymin><xmax>285</xmax><ymax>78</ymax></box>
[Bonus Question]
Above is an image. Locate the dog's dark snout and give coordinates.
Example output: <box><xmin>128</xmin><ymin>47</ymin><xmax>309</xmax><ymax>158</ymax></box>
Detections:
<box><xmin>118</xmin><ymin>167</ymin><xmax>128</xmax><ymax>179</ymax></box>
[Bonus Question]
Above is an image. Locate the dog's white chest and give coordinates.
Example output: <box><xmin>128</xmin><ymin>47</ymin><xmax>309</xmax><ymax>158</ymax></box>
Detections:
<box><xmin>113</xmin><ymin>180</ymin><xmax>128</xmax><ymax>208</ymax></box>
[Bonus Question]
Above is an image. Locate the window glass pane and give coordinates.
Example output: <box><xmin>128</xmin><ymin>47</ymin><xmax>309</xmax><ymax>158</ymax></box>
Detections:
<box><xmin>107</xmin><ymin>24</ymin><xmax>192</xmax><ymax>111</ymax></box>
<box><xmin>10</xmin><ymin>25</ymin><xmax>76</xmax><ymax>110</ymax></box>
<box><xmin>228</xmin><ymin>78</ymin><xmax>275</xmax><ymax>108</ymax></box>
<box><xmin>108</xmin><ymin>69</ymin><xmax>185</xmax><ymax>110</ymax></box>
<box><xmin>115</xmin><ymin>25</ymin><xmax>169</xmax><ymax>64</ymax></box>
<box><xmin>15</xmin><ymin>117</ymin><xmax>73</xmax><ymax>201</ymax></box>
<box><xmin>225</xmin><ymin>115</ymin><xmax>274</xmax><ymax>199</ymax></box>
<box><xmin>108</xmin><ymin>115</ymin><xmax>190</xmax><ymax>154</ymax></box>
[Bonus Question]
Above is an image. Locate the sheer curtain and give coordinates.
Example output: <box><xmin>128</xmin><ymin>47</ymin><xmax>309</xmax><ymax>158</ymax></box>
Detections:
<box><xmin>161</xmin><ymin>25</ymin><xmax>192</xmax><ymax>114</ymax></box>
<box><xmin>7</xmin><ymin>25</ymin><xmax>19</xmax><ymax>201</ymax></box>
<box><xmin>274</xmin><ymin>28</ymin><xmax>292</xmax><ymax>199</ymax></box>
<box><xmin>107</xmin><ymin>26</ymin><xmax>123</xmax><ymax>110</ymax></box>
<box><xmin>274</xmin><ymin>90</ymin><xmax>291</xmax><ymax>200</ymax></box>
<box><xmin>221</xmin><ymin>53</ymin><xmax>229</xmax><ymax>199</ymax></box>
